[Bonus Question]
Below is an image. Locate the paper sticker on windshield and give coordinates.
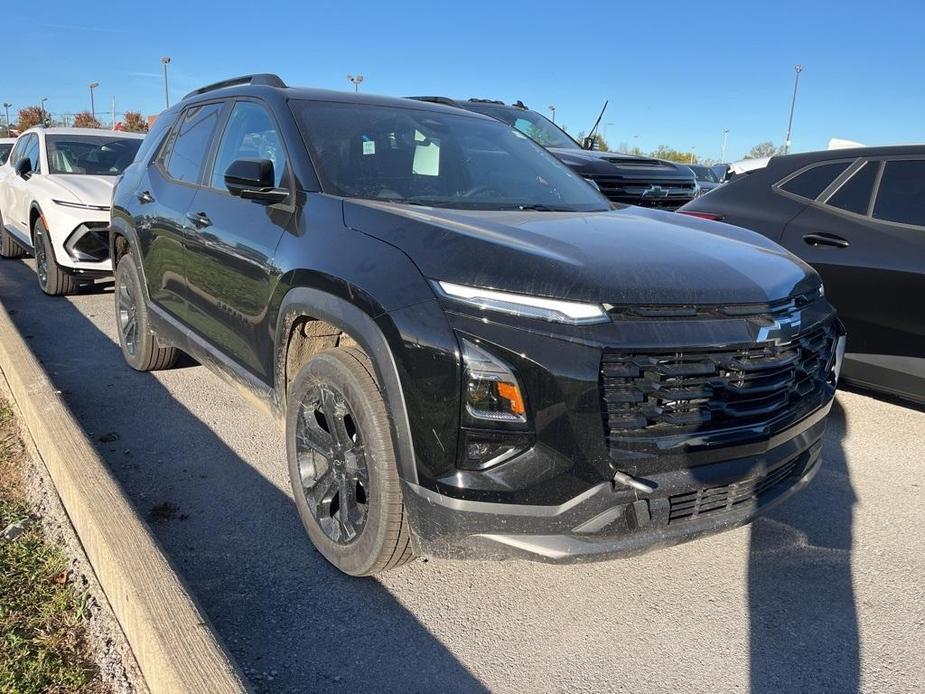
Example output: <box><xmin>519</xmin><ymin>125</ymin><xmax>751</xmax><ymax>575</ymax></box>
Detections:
<box><xmin>363</xmin><ymin>140</ymin><xmax>376</xmax><ymax>155</ymax></box>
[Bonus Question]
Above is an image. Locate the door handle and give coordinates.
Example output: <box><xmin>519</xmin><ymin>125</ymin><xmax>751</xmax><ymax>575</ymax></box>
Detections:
<box><xmin>186</xmin><ymin>211</ymin><xmax>212</xmax><ymax>229</ymax></box>
<box><xmin>135</xmin><ymin>190</ymin><xmax>154</xmax><ymax>204</ymax></box>
<box><xmin>802</xmin><ymin>232</ymin><xmax>849</xmax><ymax>249</ymax></box>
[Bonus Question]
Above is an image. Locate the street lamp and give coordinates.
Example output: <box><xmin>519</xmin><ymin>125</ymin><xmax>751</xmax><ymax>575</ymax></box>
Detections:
<box><xmin>40</xmin><ymin>97</ymin><xmax>48</xmax><ymax>125</ymax></box>
<box><xmin>721</xmin><ymin>128</ymin><xmax>730</xmax><ymax>162</ymax></box>
<box><xmin>784</xmin><ymin>64</ymin><xmax>804</xmax><ymax>155</ymax></box>
<box><xmin>2</xmin><ymin>103</ymin><xmax>10</xmax><ymax>135</ymax></box>
<box><xmin>690</xmin><ymin>146</ymin><xmax>696</xmax><ymax>164</ymax></box>
<box><xmin>548</xmin><ymin>105</ymin><xmax>556</xmax><ymax>123</ymax></box>
<box><xmin>89</xmin><ymin>82</ymin><xmax>99</xmax><ymax>119</ymax></box>
<box><xmin>161</xmin><ymin>57</ymin><xmax>171</xmax><ymax>108</ymax></box>
<box><xmin>347</xmin><ymin>74</ymin><xmax>364</xmax><ymax>92</ymax></box>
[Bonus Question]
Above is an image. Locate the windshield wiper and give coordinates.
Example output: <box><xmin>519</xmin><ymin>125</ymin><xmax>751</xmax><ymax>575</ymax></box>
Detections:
<box><xmin>515</xmin><ymin>204</ymin><xmax>573</xmax><ymax>212</ymax></box>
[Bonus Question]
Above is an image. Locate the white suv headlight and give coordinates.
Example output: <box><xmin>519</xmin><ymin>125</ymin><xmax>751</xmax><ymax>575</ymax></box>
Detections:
<box><xmin>435</xmin><ymin>281</ymin><xmax>609</xmax><ymax>325</ymax></box>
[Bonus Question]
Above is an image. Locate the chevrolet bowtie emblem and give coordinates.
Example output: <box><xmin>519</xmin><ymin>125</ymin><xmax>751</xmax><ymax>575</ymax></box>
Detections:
<box><xmin>755</xmin><ymin>312</ymin><xmax>802</xmax><ymax>343</ymax></box>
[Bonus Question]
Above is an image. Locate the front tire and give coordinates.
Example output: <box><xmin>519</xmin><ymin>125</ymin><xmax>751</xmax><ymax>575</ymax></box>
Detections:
<box><xmin>33</xmin><ymin>219</ymin><xmax>79</xmax><ymax>296</ymax></box>
<box><xmin>114</xmin><ymin>254</ymin><xmax>177</xmax><ymax>371</ymax></box>
<box><xmin>287</xmin><ymin>347</ymin><xmax>413</xmax><ymax>576</ymax></box>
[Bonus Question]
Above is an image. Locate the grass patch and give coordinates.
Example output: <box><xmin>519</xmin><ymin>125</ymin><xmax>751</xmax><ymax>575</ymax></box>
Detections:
<box><xmin>0</xmin><ymin>400</ymin><xmax>109</xmax><ymax>693</ymax></box>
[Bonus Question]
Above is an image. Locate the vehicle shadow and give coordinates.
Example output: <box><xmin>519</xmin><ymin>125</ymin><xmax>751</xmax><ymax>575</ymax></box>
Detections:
<box><xmin>0</xmin><ymin>259</ymin><xmax>485</xmax><ymax>693</ymax></box>
<box><xmin>747</xmin><ymin>398</ymin><xmax>859</xmax><ymax>693</ymax></box>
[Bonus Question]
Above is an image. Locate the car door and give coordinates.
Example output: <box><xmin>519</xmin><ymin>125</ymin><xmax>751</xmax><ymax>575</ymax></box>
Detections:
<box><xmin>0</xmin><ymin>136</ymin><xmax>27</xmax><ymax>232</ymax></box>
<box><xmin>138</xmin><ymin>101</ymin><xmax>227</xmax><ymax>321</ymax></box>
<box><xmin>779</xmin><ymin>156</ymin><xmax>925</xmax><ymax>399</ymax></box>
<box><xmin>182</xmin><ymin>99</ymin><xmax>293</xmax><ymax>383</ymax></box>
<box><xmin>4</xmin><ymin>134</ymin><xmax>39</xmax><ymax>240</ymax></box>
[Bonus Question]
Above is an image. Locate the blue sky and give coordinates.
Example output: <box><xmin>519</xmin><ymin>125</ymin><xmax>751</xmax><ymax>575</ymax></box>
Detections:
<box><xmin>7</xmin><ymin>0</ymin><xmax>923</xmax><ymax>160</ymax></box>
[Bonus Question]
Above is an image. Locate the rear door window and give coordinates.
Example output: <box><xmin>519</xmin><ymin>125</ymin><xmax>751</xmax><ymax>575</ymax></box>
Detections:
<box><xmin>826</xmin><ymin>161</ymin><xmax>880</xmax><ymax>215</ymax></box>
<box><xmin>163</xmin><ymin>102</ymin><xmax>224</xmax><ymax>184</ymax></box>
<box><xmin>779</xmin><ymin>161</ymin><xmax>851</xmax><ymax>200</ymax></box>
<box><xmin>872</xmin><ymin>160</ymin><xmax>925</xmax><ymax>227</ymax></box>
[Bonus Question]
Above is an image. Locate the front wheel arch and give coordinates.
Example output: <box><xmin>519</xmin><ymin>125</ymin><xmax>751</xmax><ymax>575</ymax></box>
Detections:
<box><xmin>274</xmin><ymin>287</ymin><xmax>418</xmax><ymax>485</ymax></box>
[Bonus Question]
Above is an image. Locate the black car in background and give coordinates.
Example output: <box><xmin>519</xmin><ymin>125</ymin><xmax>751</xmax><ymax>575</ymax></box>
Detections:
<box><xmin>110</xmin><ymin>74</ymin><xmax>844</xmax><ymax>576</ymax></box>
<box><xmin>410</xmin><ymin>97</ymin><xmax>697</xmax><ymax>209</ymax></box>
<box><xmin>680</xmin><ymin>145</ymin><xmax>925</xmax><ymax>404</ymax></box>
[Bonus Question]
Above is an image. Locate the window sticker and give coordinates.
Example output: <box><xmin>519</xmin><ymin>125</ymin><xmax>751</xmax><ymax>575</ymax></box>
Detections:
<box><xmin>362</xmin><ymin>139</ymin><xmax>375</xmax><ymax>155</ymax></box>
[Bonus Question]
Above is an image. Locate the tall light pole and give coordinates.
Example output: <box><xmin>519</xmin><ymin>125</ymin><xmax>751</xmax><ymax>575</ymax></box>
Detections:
<box><xmin>548</xmin><ymin>105</ymin><xmax>556</xmax><ymax>123</ymax></box>
<box><xmin>721</xmin><ymin>128</ymin><xmax>730</xmax><ymax>162</ymax></box>
<box><xmin>161</xmin><ymin>57</ymin><xmax>171</xmax><ymax>108</ymax></box>
<box><xmin>784</xmin><ymin>64</ymin><xmax>804</xmax><ymax>155</ymax></box>
<box><xmin>2</xmin><ymin>103</ymin><xmax>10</xmax><ymax>135</ymax></box>
<box><xmin>347</xmin><ymin>74</ymin><xmax>364</xmax><ymax>92</ymax></box>
<box><xmin>690</xmin><ymin>146</ymin><xmax>696</xmax><ymax>164</ymax></box>
<box><xmin>89</xmin><ymin>82</ymin><xmax>99</xmax><ymax>119</ymax></box>
<box><xmin>40</xmin><ymin>98</ymin><xmax>48</xmax><ymax>125</ymax></box>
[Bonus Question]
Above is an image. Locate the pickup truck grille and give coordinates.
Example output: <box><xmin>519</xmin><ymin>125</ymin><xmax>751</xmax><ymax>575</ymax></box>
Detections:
<box><xmin>586</xmin><ymin>174</ymin><xmax>696</xmax><ymax>208</ymax></box>
<box><xmin>601</xmin><ymin>321</ymin><xmax>838</xmax><ymax>439</ymax></box>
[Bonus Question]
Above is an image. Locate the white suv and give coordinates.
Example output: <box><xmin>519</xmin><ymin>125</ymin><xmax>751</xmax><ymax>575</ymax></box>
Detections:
<box><xmin>0</xmin><ymin>127</ymin><xmax>145</xmax><ymax>295</ymax></box>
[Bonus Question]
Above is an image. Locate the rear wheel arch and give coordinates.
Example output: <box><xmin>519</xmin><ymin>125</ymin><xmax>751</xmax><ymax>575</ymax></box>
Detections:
<box><xmin>275</xmin><ymin>286</ymin><xmax>418</xmax><ymax>484</ymax></box>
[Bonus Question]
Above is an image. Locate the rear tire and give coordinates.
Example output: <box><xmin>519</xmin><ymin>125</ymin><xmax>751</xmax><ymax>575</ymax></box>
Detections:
<box><xmin>287</xmin><ymin>347</ymin><xmax>413</xmax><ymax>576</ymax></box>
<box><xmin>34</xmin><ymin>218</ymin><xmax>79</xmax><ymax>296</ymax></box>
<box><xmin>0</xmin><ymin>218</ymin><xmax>26</xmax><ymax>259</ymax></box>
<box><xmin>114</xmin><ymin>253</ymin><xmax>177</xmax><ymax>371</ymax></box>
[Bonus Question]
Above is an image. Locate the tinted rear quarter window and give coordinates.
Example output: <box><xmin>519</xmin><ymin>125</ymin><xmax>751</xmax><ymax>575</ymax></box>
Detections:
<box><xmin>827</xmin><ymin>161</ymin><xmax>880</xmax><ymax>215</ymax></box>
<box><xmin>779</xmin><ymin>161</ymin><xmax>850</xmax><ymax>199</ymax></box>
<box><xmin>873</xmin><ymin>160</ymin><xmax>925</xmax><ymax>227</ymax></box>
<box><xmin>164</xmin><ymin>103</ymin><xmax>223</xmax><ymax>183</ymax></box>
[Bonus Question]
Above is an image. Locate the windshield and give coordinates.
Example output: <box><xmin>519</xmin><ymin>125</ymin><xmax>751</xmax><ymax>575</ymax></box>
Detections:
<box><xmin>0</xmin><ymin>143</ymin><xmax>12</xmax><ymax>165</ymax></box>
<box><xmin>293</xmin><ymin>101</ymin><xmax>608</xmax><ymax>212</ymax></box>
<box><xmin>46</xmin><ymin>135</ymin><xmax>143</xmax><ymax>175</ymax></box>
<box><xmin>688</xmin><ymin>165</ymin><xmax>719</xmax><ymax>183</ymax></box>
<box><xmin>464</xmin><ymin>104</ymin><xmax>580</xmax><ymax>150</ymax></box>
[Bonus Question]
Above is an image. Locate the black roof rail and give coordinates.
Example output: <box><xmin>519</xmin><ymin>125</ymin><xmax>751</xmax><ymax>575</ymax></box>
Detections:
<box><xmin>406</xmin><ymin>96</ymin><xmax>461</xmax><ymax>107</ymax></box>
<box><xmin>183</xmin><ymin>74</ymin><xmax>287</xmax><ymax>100</ymax></box>
<box><xmin>467</xmin><ymin>98</ymin><xmax>506</xmax><ymax>105</ymax></box>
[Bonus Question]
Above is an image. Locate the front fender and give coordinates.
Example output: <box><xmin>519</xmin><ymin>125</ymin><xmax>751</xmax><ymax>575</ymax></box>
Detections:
<box><xmin>274</xmin><ymin>287</ymin><xmax>426</xmax><ymax>484</ymax></box>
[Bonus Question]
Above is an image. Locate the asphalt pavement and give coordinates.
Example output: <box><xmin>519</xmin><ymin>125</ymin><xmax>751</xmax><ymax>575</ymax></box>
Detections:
<box><xmin>1</xmin><ymin>257</ymin><xmax>923</xmax><ymax>694</ymax></box>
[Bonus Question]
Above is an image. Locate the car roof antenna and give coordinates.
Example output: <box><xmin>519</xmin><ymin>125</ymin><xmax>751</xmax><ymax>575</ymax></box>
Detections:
<box><xmin>585</xmin><ymin>100</ymin><xmax>608</xmax><ymax>150</ymax></box>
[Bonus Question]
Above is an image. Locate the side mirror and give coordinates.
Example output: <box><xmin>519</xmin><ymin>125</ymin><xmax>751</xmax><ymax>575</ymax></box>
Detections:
<box><xmin>582</xmin><ymin>136</ymin><xmax>598</xmax><ymax>151</ymax></box>
<box><xmin>15</xmin><ymin>157</ymin><xmax>32</xmax><ymax>178</ymax></box>
<box><xmin>223</xmin><ymin>158</ymin><xmax>288</xmax><ymax>203</ymax></box>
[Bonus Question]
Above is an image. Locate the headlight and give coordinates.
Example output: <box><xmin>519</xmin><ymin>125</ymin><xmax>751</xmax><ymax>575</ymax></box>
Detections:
<box><xmin>436</xmin><ymin>281</ymin><xmax>609</xmax><ymax>325</ymax></box>
<box><xmin>461</xmin><ymin>338</ymin><xmax>526</xmax><ymax>424</ymax></box>
<box><xmin>52</xmin><ymin>199</ymin><xmax>110</xmax><ymax>211</ymax></box>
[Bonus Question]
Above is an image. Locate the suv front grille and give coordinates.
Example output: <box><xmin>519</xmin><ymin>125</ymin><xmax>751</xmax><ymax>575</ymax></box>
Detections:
<box><xmin>601</xmin><ymin>320</ymin><xmax>838</xmax><ymax>439</ymax></box>
<box><xmin>667</xmin><ymin>453</ymin><xmax>806</xmax><ymax>523</ymax></box>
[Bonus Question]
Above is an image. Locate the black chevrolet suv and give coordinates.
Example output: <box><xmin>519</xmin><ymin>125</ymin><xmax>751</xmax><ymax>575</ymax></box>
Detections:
<box><xmin>410</xmin><ymin>97</ymin><xmax>698</xmax><ymax>209</ymax></box>
<box><xmin>110</xmin><ymin>74</ymin><xmax>845</xmax><ymax>576</ymax></box>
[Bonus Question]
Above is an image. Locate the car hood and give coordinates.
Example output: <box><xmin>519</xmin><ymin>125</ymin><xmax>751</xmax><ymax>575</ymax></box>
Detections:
<box><xmin>343</xmin><ymin>201</ymin><xmax>820</xmax><ymax>305</ymax></box>
<box><xmin>549</xmin><ymin>148</ymin><xmax>694</xmax><ymax>183</ymax></box>
<box><xmin>47</xmin><ymin>175</ymin><xmax>116</xmax><ymax>206</ymax></box>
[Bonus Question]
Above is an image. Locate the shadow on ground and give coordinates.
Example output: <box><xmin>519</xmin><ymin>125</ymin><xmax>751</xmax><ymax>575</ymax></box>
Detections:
<box><xmin>0</xmin><ymin>259</ymin><xmax>484</xmax><ymax>693</ymax></box>
<box><xmin>748</xmin><ymin>398</ymin><xmax>859</xmax><ymax>693</ymax></box>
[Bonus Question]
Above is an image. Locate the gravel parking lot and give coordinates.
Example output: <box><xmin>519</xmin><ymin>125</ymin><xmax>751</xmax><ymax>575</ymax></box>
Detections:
<box><xmin>1</xmin><ymin>257</ymin><xmax>923</xmax><ymax>694</ymax></box>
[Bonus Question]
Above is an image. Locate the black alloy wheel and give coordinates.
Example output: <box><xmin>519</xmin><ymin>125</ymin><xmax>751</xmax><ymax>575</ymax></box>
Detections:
<box><xmin>295</xmin><ymin>383</ymin><xmax>370</xmax><ymax>544</ymax></box>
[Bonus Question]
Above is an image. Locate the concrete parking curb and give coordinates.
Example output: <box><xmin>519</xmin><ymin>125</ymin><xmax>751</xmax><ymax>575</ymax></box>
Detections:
<box><xmin>0</xmin><ymin>298</ymin><xmax>249</xmax><ymax>694</ymax></box>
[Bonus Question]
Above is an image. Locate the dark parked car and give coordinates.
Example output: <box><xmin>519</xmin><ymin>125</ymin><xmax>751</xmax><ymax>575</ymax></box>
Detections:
<box><xmin>680</xmin><ymin>145</ymin><xmax>924</xmax><ymax>404</ymax></box>
<box><xmin>110</xmin><ymin>74</ymin><xmax>844</xmax><ymax>576</ymax></box>
<box><xmin>409</xmin><ymin>97</ymin><xmax>697</xmax><ymax>209</ymax></box>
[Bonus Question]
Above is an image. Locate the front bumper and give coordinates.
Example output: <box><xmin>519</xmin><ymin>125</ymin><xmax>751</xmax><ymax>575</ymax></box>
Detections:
<box><xmin>404</xmin><ymin>402</ymin><xmax>829</xmax><ymax>563</ymax></box>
